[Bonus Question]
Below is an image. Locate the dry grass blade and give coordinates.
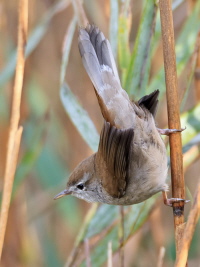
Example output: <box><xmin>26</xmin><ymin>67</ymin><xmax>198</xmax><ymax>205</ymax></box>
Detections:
<box><xmin>65</xmin><ymin>203</ymin><xmax>98</xmax><ymax>267</ymax></box>
<box><xmin>157</xmin><ymin>247</ymin><xmax>165</xmax><ymax>267</ymax></box>
<box><xmin>0</xmin><ymin>0</ymin><xmax>28</xmax><ymax>259</ymax></box>
<box><xmin>195</xmin><ymin>32</ymin><xmax>200</xmax><ymax>102</ymax></box>
<box><xmin>107</xmin><ymin>241</ymin><xmax>113</xmax><ymax>267</ymax></box>
<box><xmin>119</xmin><ymin>206</ymin><xmax>124</xmax><ymax>267</ymax></box>
<box><xmin>159</xmin><ymin>0</ymin><xmax>186</xmax><ymax>256</ymax></box>
<box><xmin>71</xmin><ymin>0</ymin><xmax>88</xmax><ymax>27</ymax></box>
<box><xmin>84</xmin><ymin>238</ymin><xmax>91</xmax><ymax>267</ymax></box>
<box><xmin>175</xmin><ymin>183</ymin><xmax>200</xmax><ymax>267</ymax></box>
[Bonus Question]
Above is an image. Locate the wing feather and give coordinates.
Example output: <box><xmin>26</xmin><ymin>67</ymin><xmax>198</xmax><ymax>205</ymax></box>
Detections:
<box><xmin>96</xmin><ymin>121</ymin><xmax>134</xmax><ymax>198</ymax></box>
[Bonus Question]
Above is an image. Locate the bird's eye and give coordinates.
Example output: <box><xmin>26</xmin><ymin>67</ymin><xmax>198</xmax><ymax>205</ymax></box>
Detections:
<box><xmin>77</xmin><ymin>183</ymin><xmax>84</xmax><ymax>190</ymax></box>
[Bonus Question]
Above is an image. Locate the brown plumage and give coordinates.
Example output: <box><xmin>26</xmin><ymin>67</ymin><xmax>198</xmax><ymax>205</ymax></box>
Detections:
<box><xmin>54</xmin><ymin>25</ymin><xmax>169</xmax><ymax>205</ymax></box>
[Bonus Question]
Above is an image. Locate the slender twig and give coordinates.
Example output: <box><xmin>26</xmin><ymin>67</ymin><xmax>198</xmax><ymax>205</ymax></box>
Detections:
<box><xmin>119</xmin><ymin>206</ymin><xmax>124</xmax><ymax>267</ymax></box>
<box><xmin>159</xmin><ymin>0</ymin><xmax>186</xmax><ymax>257</ymax></box>
<box><xmin>107</xmin><ymin>241</ymin><xmax>113</xmax><ymax>267</ymax></box>
<box><xmin>65</xmin><ymin>203</ymin><xmax>98</xmax><ymax>267</ymax></box>
<box><xmin>175</xmin><ymin>183</ymin><xmax>200</xmax><ymax>267</ymax></box>
<box><xmin>194</xmin><ymin>32</ymin><xmax>200</xmax><ymax>102</ymax></box>
<box><xmin>71</xmin><ymin>0</ymin><xmax>88</xmax><ymax>27</ymax></box>
<box><xmin>0</xmin><ymin>0</ymin><xmax>28</xmax><ymax>259</ymax></box>
<box><xmin>84</xmin><ymin>238</ymin><xmax>91</xmax><ymax>267</ymax></box>
<box><xmin>157</xmin><ymin>247</ymin><xmax>165</xmax><ymax>267</ymax></box>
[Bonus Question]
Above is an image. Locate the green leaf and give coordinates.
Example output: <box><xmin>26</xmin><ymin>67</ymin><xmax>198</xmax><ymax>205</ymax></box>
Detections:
<box><xmin>124</xmin><ymin>0</ymin><xmax>157</xmax><ymax>98</ymax></box>
<box><xmin>60</xmin><ymin>17</ymin><xmax>99</xmax><ymax>152</ymax></box>
<box><xmin>85</xmin><ymin>205</ymin><xmax>118</xmax><ymax>238</ymax></box>
<box><xmin>60</xmin><ymin>83</ymin><xmax>99</xmax><ymax>151</ymax></box>
<box><xmin>80</xmin><ymin>196</ymin><xmax>156</xmax><ymax>266</ymax></box>
<box><xmin>88</xmin><ymin>227</ymin><xmax>118</xmax><ymax>267</ymax></box>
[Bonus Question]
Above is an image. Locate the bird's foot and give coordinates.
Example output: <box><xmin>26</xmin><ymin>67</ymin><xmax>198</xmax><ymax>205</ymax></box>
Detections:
<box><xmin>162</xmin><ymin>191</ymin><xmax>190</xmax><ymax>207</ymax></box>
<box><xmin>157</xmin><ymin>127</ymin><xmax>186</xmax><ymax>136</ymax></box>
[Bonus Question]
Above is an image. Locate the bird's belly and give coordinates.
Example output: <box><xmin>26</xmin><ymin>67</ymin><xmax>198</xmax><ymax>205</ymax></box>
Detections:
<box><xmin>103</xmin><ymin>145</ymin><xmax>168</xmax><ymax>206</ymax></box>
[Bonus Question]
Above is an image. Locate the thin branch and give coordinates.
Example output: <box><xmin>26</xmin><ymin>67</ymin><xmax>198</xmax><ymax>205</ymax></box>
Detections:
<box><xmin>194</xmin><ymin>32</ymin><xmax>200</xmax><ymax>102</ymax></box>
<box><xmin>157</xmin><ymin>247</ymin><xmax>165</xmax><ymax>267</ymax></box>
<box><xmin>65</xmin><ymin>203</ymin><xmax>98</xmax><ymax>267</ymax></box>
<box><xmin>0</xmin><ymin>0</ymin><xmax>28</xmax><ymax>259</ymax></box>
<box><xmin>119</xmin><ymin>206</ymin><xmax>124</xmax><ymax>267</ymax></box>
<box><xmin>159</xmin><ymin>0</ymin><xmax>186</xmax><ymax>256</ymax></box>
<box><xmin>107</xmin><ymin>241</ymin><xmax>113</xmax><ymax>267</ymax></box>
<box><xmin>71</xmin><ymin>0</ymin><xmax>88</xmax><ymax>27</ymax></box>
<box><xmin>175</xmin><ymin>183</ymin><xmax>200</xmax><ymax>267</ymax></box>
<box><xmin>84</xmin><ymin>239</ymin><xmax>91</xmax><ymax>267</ymax></box>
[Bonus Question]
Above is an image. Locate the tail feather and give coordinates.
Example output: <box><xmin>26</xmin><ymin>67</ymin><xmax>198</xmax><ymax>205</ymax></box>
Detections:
<box><xmin>78</xmin><ymin>24</ymin><xmax>135</xmax><ymax>128</ymax></box>
<box><xmin>79</xmin><ymin>29</ymin><xmax>104</xmax><ymax>90</ymax></box>
<box><xmin>138</xmin><ymin>90</ymin><xmax>160</xmax><ymax>117</ymax></box>
<box><xmin>81</xmin><ymin>25</ymin><xmax>120</xmax><ymax>85</ymax></box>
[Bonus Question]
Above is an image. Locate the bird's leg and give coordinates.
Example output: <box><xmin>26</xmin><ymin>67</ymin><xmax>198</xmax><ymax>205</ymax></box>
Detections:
<box><xmin>162</xmin><ymin>191</ymin><xmax>190</xmax><ymax>207</ymax></box>
<box><xmin>157</xmin><ymin>127</ymin><xmax>186</xmax><ymax>136</ymax></box>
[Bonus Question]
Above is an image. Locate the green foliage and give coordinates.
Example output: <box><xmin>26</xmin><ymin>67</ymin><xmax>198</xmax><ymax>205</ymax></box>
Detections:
<box><xmin>123</xmin><ymin>0</ymin><xmax>157</xmax><ymax>98</ymax></box>
<box><xmin>59</xmin><ymin>1</ymin><xmax>200</xmax><ymax>265</ymax></box>
<box><xmin>1</xmin><ymin>0</ymin><xmax>200</xmax><ymax>266</ymax></box>
<box><xmin>60</xmin><ymin>83</ymin><xmax>99</xmax><ymax>152</ymax></box>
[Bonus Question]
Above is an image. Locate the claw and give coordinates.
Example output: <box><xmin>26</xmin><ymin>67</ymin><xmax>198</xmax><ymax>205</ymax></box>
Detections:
<box><xmin>157</xmin><ymin>127</ymin><xmax>186</xmax><ymax>136</ymax></box>
<box><xmin>162</xmin><ymin>191</ymin><xmax>190</xmax><ymax>207</ymax></box>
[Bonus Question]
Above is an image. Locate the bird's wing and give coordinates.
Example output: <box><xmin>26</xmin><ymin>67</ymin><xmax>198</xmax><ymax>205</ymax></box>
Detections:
<box><xmin>138</xmin><ymin>90</ymin><xmax>160</xmax><ymax>118</ymax></box>
<box><xmin>78</xmin><ymin>25</ymin><xmax>134</xmax><ymax>128</ymax></box>
<box><xmin>96</xmin><ymin>121</ymin><xmax>134</xmax><ymax>198</ymax></box>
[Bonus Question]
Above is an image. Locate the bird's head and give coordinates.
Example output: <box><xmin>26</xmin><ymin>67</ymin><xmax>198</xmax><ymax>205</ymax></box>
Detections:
<box><xmin>54</xmin><ymin>154</ymin><xmax>101</xmax><ymax>203</ymax></box>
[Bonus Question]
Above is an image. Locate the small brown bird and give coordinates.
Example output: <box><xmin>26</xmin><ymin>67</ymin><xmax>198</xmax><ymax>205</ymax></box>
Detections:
<box><xmin>54</xmin><ymin>25</ymin><xmax>185</xmax><ymax>206</ymax></box>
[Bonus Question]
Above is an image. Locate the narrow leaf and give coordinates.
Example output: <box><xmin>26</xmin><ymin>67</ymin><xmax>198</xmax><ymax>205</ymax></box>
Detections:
<box><xmin>60</xmin><ymin>83</ymin><xmax>99</xmax><ymax>152</ymax></box>
<box><xmin>124</xmin><ymin>0</ymin><xmax>157</xmax><ymax>98</ymax></box>
<box><xmin>80</xmin><ymin>196</ymin><xmax>156</xmax><ymax>266</ymax></box>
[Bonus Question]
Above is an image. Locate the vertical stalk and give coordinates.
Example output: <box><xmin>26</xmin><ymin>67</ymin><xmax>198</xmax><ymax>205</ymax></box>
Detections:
<box><xmin>175</xmin><ymin>183</ymin><xmax>200</xmax><ymax>267</ymax></box>
<box><xmin>159</xmin><ymin>0</ymin><xmax>186</xmax><ymax>257</ymax></box>
<box><xmin>119</xmin><ymin>206</ymin><xmax>124</xmax><ymax>267</ymax></box>
<box><xmin>194</xmin><ymin>32</ymin><xmax>200</xmax><ymax>102</ymax></box>
<box><xmin>0</xmin><ymin>0</ymin><xmax>28</xmax><ymax>259</ymax></box>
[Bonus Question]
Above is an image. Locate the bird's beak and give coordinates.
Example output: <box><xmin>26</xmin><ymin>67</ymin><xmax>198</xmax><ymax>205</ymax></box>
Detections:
<box><xmin>53</xmin><ymin>189</ymin><xmax>72</xmax><ymax>200</ymax></box>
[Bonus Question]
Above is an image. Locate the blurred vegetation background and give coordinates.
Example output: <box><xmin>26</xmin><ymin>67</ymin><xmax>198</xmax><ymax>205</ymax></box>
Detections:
<box><xmin>0</xmin><ymin>0</ymin><xmax>200</xmax><ymax>266</ymax></box>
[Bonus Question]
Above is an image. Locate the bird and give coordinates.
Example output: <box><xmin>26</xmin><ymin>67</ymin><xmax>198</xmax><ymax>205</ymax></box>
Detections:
<box><xmin>54</xmin><ymin>24</ymin><xmax>186</xmax><ymax>206</ymax></box>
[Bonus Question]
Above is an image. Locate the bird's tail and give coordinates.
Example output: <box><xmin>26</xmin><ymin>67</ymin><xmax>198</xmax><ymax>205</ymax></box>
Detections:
<box><xmin>78</xmin><ymin>25</ymin><xmax>134</xmax><ymax>128</ymax></box>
